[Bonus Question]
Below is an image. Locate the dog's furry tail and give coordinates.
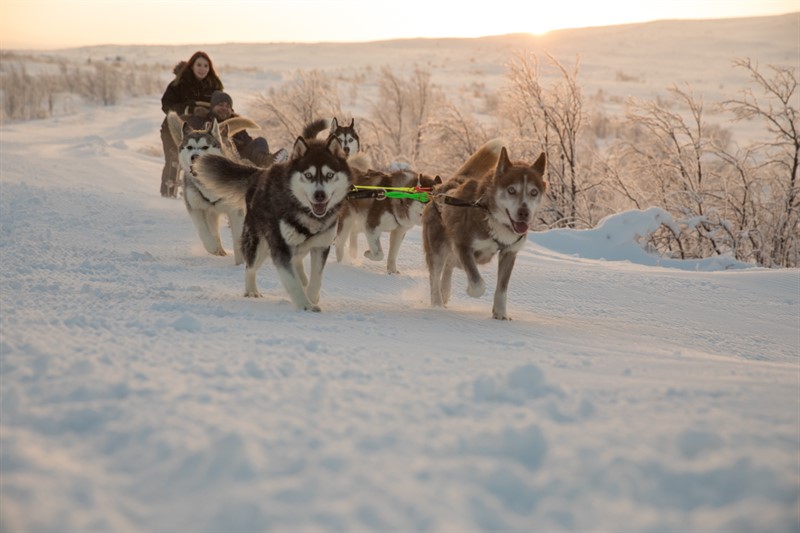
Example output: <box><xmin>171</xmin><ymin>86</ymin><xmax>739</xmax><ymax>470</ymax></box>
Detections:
<box><xmin>192</xmin><ymin>154</ymin><xmax>260</xmax><ymax>208</ymax></box>
<box><xmin>220</xmin><ymin>116</ymin><xmax>260</xmax><ymax>136</ymax></box>
<box><xmin>302</xmin><ymin>118</ymin><xmax>329</xmax><ymax>140</ymax></box>
<box><xmin>452</xmin><ymin>138</ymin><xmax>506</xmax><ymax>180</ymax></box>
<box><xmin>166</xmin><ymin>111</ymin><xmax>185</xmax><ymax>147</ymax></box>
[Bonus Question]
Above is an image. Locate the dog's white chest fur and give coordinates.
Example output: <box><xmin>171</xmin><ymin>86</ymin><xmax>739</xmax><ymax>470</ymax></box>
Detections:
<box><xmin>470</xmin><ymin>238</ymin><xmax>500</xmax><ymax>264</ymax></box>
<box><xmin>280</xmin><ymin>218</ymin><xmax>336</xmax><ymax>251</ymax></box>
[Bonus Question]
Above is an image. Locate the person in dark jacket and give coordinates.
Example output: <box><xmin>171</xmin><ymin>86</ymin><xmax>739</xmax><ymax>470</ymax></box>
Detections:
<box><xmin>159</xmin><ymin>51</ymin><xmax>224</xmax><ymax>197</ymax></box>
<box><xmin>200</xmin><ymin>90</ymin><xmax>272</xmax><ymax>167</ymax></box>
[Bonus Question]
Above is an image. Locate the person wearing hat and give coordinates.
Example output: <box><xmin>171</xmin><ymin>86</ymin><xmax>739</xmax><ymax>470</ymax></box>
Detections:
<box><xmin>201</xmin><ymin>90</ymin><xmax>272</xmax><ymax>167</ymax></box>
<box><xmin>158</xmin><ymin>51</ymin><xmax>224</xmax><ymax>197</ymax></box>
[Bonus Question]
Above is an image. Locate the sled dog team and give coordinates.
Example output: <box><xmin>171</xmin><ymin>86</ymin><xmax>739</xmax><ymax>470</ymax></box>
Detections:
<box><xmin>168</xmin><ymin>113</ymin><xmax>547</xmax><ymax>320</ymax></box>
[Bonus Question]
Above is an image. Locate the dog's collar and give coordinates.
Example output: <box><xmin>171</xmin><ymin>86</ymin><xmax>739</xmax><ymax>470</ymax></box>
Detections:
<box><xmin>495</xmin><ymin>233</ymin><xmax>526</xmax><ymax>250</ymax></box>
<box><xmin>186</xmin><ymin>175</ymin><xmax>221</xmax><ymax>205</ymax></box>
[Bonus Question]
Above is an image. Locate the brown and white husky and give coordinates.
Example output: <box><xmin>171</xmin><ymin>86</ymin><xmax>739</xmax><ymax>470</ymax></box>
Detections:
<box><xmin>336</xmin><ymin>169</ymin><xmax>441</xmax><ymax>274</ymax></box>
<box><xmin>422</xmin><ymin>139</ymin><xmax>547</xmax><ymax>320</ymax></box>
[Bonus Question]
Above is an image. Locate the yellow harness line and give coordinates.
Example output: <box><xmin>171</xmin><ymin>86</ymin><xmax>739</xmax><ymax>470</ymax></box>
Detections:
<box><xmin>348</xmin><ymin>185</ymin><xmax>433</xmax><ymax>202</ymax></box>
<box><xmin>351</xmin><ymin>185</ymin><xmax>426</xmax><ymax>192</ymax></box>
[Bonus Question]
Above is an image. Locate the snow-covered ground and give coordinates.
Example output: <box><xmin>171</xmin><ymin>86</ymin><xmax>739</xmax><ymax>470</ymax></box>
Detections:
<box><xmin>2</xmin><ymin>16</ymin><xmax>799</xmax><ymax>533</ymax></box>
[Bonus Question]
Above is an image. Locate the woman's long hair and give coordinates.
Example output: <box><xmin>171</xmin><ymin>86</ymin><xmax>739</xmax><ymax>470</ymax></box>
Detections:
<box><xmin>172</xmin><ymin>51</ymin><xmax>223</xmax><ymax>90</ymax></box>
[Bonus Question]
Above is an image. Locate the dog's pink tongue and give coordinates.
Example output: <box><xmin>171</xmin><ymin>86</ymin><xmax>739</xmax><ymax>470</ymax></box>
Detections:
<box><xmin>512</xmin><ymin>220</ymin><xmax>529</xmax><ymax>234</ymax></box>
<box><xmin>312</xmin><ymin>203</ymin><xmax>328</xmax><ymax>216</ymax></box>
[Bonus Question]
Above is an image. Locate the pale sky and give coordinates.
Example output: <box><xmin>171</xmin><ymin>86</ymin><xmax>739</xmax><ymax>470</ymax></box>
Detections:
<box><xmin>1</xmin><ymin>0</ymin><xmax>797</xmax><ymax>49</ymax></box>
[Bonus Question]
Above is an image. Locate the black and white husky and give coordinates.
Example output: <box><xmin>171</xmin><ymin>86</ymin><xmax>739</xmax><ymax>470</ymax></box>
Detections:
<box><xmin>167</xmin><ymin>112</ymin><xmax>288</xmax><ymax>265</ymax></box>
<box><xmin>330</xmin><ymin>117</ymin><xmax>359</xmax><ymax>156</ymax></box>
<box><xmin>192</xmin><ymin>129</ymin><xmax>353</xmax><ymax>311</ymax></box>
<box><xmin>166</xmin><ymin>112</ymin><xmax>251</xmax><ymax>264</ymax></box>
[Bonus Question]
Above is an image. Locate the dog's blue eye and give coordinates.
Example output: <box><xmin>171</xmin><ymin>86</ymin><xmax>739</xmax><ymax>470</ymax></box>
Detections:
<box><xmin>326</xmin><ymin>172</ymin><xmax>334</xmax><ymax>179</ymax></box>
<box><xmin>304</xmin><ymin>172</ymin><xmax>313</xmax><ymax>179</ymax></box>
<box><xmin>530</xmin><ymin>189</ymin><xmax>539</xmax><ymax>197</ymax></box>
<box><xmin>507</xmin><ymin>187</ymin><xmax>516</xmax><ymax>195</ymax></box>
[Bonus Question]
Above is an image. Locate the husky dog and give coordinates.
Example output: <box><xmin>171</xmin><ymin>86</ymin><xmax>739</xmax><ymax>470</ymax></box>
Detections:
<box><xmin>167</xmin><ymin>112</ymin><xmax>246</xmax><ymax>263</ymax></box>
<box><xmin>336</xmin><ymin>169</ymin><xmax>441</xmax><ymax>274</ymax></box>
<box><xmin>422</xmin><ymin>140</ymin><xmax>547</xmax><ymax>320</ymax></box>
<box><xmin>167</xmin><ymin>112</ymin><xmax>289</xmax><ymax>264</ymax></box>
<box><xmin>192</xmin><ymin>130</ymin><xmax>353</xmax><ymax>311</ymax></box>
<box><xmin>330</xmin><ymin>117</ymin><xmax>359</xmax><ymax>156</ymax></box>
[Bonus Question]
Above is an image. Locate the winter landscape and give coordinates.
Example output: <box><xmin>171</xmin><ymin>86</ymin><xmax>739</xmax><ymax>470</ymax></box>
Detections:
<box><xmin>1</xmin><ymin>12</ymin><xmax>799</xmax><ymax>533</ymax></box>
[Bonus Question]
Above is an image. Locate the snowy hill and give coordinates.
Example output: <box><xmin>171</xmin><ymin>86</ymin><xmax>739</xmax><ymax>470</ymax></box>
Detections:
<box><xmin>1</xmin><ymin>15</ymin><xmax>799</xmax><ymax>533</ymax></box>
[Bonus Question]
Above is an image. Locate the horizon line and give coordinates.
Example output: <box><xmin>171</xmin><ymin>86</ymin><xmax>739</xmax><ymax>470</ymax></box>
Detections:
<box><xmin>2</xmin><ymin>11</ymin><xmax>796</xmax><ymax>52</ymax></box>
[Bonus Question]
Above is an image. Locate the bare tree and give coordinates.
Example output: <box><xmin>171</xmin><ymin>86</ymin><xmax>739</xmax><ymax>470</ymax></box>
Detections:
<box><xmin>249</xmin><ymin>69</ymin><xmax>343</xmax><ymax>147</ymax></box>
<box><xmin>420</xmin><ymin>100</ymin><xmax>493</xmax><ymax>176</ymax></box>
<box><xmin>713</xmin><ymin>144</ymin><xmax>769</xmax><ymax>265</ymax></box>
<box><xmin>1</xmin><ymin>55</ymin><xmax>164</xmax><ymax>120</ymax></box>
<box><xmin>369</xmin><ymin>65</ymin><xmax>441</xmax><ymax>167</ymax></box>
<box><xmin>498</xmin><ymin>51</ymin><xmax>592</xmax><ymax>228</ymax></box>
<box><xmin>372</xmin><ymin>67</ymin><xmax>406</xmax><ymax>156</ymax></box>
<box><xmin>724</xmin><ymin>58</ymin><xmax>799</xmax><ymax>267</ymax></box>
<box><xmin>85</xmin><ymin>61</ymin><xmax>121</xmax><ymax>106</ymax></box>
<box><xmin>615</xmin><ymin>84</ymin><xmax>740</xmax><ymax>260</ymax></box>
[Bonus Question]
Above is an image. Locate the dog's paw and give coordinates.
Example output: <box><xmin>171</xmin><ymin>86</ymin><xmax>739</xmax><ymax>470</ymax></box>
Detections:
<box><xmin>492</xmin><ymin>311</ymin><xmax>511</xmax><ymax>321</ymax></box>
<box><xmin>244</xmin><ymin>290</ymin><xmax>262</xmax><ymax>298</ymax></box>
<box><xmin>364</xmin><ymin>249</ymin><xmax>384</xmax><ymax>261</ymax></box>
<box><xmin>303</xmin><ymin>304</ymin><xmax>322</xmax><ymax>312</ymax></box>
<box><xmin>212</xmin><ymin>248</ymin><xmax>227</xmax><ymax>257</ymax></box>
<box><xmin>387</xmin><ymin>268</ymin><xmax>400</xmax><ymax>275</ymax></box>
<box><xmin>467</xmin><ymin>279</ymin><xmax>485</xmax><ymax>298</ymax></box>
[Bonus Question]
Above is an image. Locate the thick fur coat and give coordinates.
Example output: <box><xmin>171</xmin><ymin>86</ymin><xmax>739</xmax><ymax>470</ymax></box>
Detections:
<box><xmin>193</xmin><ymin>132</ymin><xmax>353</xmax><ymax>311</ymax></box>
<box><xmin>166</xmin><ymin>112</ymin><xmax>248</xmax><ymax>263</ymax></box>
<box><xmin>422</xmin><ymin>139</ymin><xmax>547</xmax><ymax>319</ymax></box>
<box><xmin>337</xmin><ymin>169</ymin><xmax>441</xmax><ymax>274</ymax></box>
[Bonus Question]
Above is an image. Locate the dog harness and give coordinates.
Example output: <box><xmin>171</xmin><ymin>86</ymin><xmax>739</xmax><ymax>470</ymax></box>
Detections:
<box><xmin>348</xmin><ymin>185</ymin><xmax>432</xmax><ymax>203</ymax></box>
<box><xmin>430</xmin><ymin>195</ymin><xmax>526</xmax><ymax>249</ymax></box>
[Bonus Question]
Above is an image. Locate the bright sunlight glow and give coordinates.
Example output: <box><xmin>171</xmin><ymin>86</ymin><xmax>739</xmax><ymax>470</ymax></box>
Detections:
<box><xmin>1</xmin><ymin>0</ymin><xmax>796</xmax><ymax>49</ymax></box>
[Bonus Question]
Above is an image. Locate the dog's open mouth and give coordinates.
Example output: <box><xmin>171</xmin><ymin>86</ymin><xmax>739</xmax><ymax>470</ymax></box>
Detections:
<box><xmin>507</xmin><ymin>211</ymin><xmax>529</xmax><ymax>235</ymax></box>
<box><xmin>311</xmin><ymin>201</ymin><xmax>329</xmax><ymax>217</ymax></box>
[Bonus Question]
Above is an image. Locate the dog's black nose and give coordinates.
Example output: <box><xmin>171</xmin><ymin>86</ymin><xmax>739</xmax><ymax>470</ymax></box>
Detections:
<box><xmin>190</xmin><ymin>154</ymin><xmax>199</xmax><ymax>161</ymax></box>
<box><xmin>313</xmin><ymin>190</ymin><xmax>327</xmax><ymax>203</ymax></box>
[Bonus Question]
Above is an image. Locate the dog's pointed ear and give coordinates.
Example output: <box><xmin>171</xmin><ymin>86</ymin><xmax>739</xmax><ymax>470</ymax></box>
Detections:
<box><xmin>330</xmin><ymin>117</ymin><xmax>338</xmax><ymax>133</ymax></box>
<box><xmin>292</xmin><ymin>136</ymin><xmax>309</xmax><ymax>159</ymax></box>
<box><xmin>532</xmin><ymin>151</ymin><xmax>546</xmax><ymax>175</ymax></box>
<box><xmin>210</xmin><ymin>119</ymin><xmax>221</xmax><ymax>140</ymax></box>
<box><xmin>349</xmin><ymin>118</ymin><xmax>355</xmax><ymax>128</ymax></box>
<box><xmin>495</xmin><ymin>146</ymin><xmax>512</xmax><ymax>177</ymax></box>
<box><xmin>326</xmin><ymin>135</ymin><xmax>347</xmax><ymax>159</ymax></box>
<box><xmin>434</xmin><ymin>175</ymin><xmax>443</xmax><ymax>185</ymax></box>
